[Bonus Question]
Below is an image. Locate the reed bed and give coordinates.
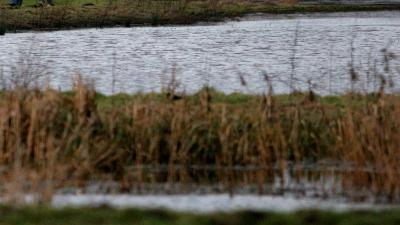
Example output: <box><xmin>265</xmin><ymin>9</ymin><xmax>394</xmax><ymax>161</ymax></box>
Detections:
<box><xmin>0</xmin><ymin>77</ymin><xmax>398</xmax><ymax>203</ymax></box>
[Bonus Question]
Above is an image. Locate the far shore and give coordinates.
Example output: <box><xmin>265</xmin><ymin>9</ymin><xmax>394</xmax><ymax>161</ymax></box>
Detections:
<box><xmin>1</xmin><ymin>0</ymin><xmax>400</xmax><ymax>32</ymax></box>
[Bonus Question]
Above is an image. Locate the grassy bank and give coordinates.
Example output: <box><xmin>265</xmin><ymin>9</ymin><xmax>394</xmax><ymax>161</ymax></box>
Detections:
<box><xmin>0</xmin><ymin>206</ymin><xmax>400</xmax><ymax>225</ymax></box>
<box><xmin>1</xmin><ymin>0</ymin><xmax>400</xmax><ymax>31</ymax></box>
<box><xmin>0</xmin><ymin>80</ymin><xmax>398</xmax><ymax>202</ymax></box>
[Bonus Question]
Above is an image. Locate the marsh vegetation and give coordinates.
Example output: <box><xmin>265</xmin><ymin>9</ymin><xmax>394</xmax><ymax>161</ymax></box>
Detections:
<box><xmin>1</xmin><ymin>5</ymin><xmax>400</xmax><ymax>225</ymax></box>
<box><xmin>0</xmin><ymin>70</ymin><xmax>399</xmax><ymax>204</ymax></box>
<box><xmin>0</xmin><ymin>11</ymin><xmax>399</xmax><ymax>206</ymax></box>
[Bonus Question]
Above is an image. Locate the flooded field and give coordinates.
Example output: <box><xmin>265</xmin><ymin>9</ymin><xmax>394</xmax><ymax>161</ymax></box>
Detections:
<box><xmin>1</xmin><ymin>11</ymin><xmax>400</xmax><ymax>94</ymax></box>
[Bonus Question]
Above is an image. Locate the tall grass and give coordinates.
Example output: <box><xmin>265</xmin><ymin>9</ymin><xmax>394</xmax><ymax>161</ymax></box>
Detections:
<box><xmin>0</xmin><ymin>77</ymin><xmax>399</xmax><ymax>203</ymax></box>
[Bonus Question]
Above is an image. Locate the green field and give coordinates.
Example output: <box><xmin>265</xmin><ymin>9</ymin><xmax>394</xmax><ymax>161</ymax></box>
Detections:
<box><xmin>0</xmin><ymin>206</ymin><xmax>399</xmax><ymax>225</ymax></box>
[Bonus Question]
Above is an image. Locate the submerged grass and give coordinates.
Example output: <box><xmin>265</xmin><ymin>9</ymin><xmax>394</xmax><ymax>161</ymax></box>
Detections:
<box><xmin>1</xmin><ymin>0</ymin><xmax>400</xmax><ymax>31</ymax></box>
<box><xmin>1</xmin><ymin>206</ymin><xmax>400</xmax><ymax>225</ymax></box>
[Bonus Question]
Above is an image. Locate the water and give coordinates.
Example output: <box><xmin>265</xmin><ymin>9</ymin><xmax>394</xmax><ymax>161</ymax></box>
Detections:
<box><xmin>29</xmin><ymin>162</ymin><xmax>395</xmax><ymax>208</ymax></box>
<box><xmin>49</xmin><ymin>194</ymin><xmax>395</xmax><ymax>212</ymax></box>
<box><xmin>1</xmin><ymin>11</ymin><xmax>400</xmax><ymax>95</ymax></box>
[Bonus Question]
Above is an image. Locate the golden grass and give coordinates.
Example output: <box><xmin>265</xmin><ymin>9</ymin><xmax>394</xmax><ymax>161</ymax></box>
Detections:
<box><xmin>0</xmin><ymin>79</ymin><xmax>398</xmax><ymax>203</ymax></box>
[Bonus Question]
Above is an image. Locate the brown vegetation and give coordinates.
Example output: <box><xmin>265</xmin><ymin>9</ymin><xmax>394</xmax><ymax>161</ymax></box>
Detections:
<box><xmin>0</xmin><ymin>77</ymin><xmax>398</xmax><ymax>203</ymax></box>
<box><xmin>1</xmin><ymin>0</ymin><xmax>400</xmax><ymax>31</ymax></box>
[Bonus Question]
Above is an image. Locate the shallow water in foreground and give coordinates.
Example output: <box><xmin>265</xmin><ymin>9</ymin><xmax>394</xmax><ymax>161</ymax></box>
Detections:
<box><xmin>1</xmin><ymin>11</ymin><xmax>400</xmax><ymax>94</ymax></box>
<box><xmin>10</xmin><ymin>163</ymin><xmax>397</xmax><ymax>212</ymax></box>
<box><xmin>49</xmin><ymin>194</ymin><xmax>395</xmax><ymax>212</ymax></box>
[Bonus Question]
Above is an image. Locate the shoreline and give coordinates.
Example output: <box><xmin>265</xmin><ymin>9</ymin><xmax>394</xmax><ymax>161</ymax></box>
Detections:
<box><xmin>1</xmin><ymin>3</ymin><xmax>400</xmax><ymax>33</ymax></box>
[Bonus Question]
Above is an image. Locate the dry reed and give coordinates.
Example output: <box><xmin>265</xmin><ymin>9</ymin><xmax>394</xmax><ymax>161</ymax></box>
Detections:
<box><xmin>0</xmin><ymin>78</ymin><xmax>397</xmax><ymax>203</ymax></box>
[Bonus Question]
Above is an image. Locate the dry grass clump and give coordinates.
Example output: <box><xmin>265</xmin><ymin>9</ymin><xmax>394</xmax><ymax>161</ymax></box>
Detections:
<box><xmin>0</xmin><ymin>77</ymin><xmax>399</xmax><ymax>203</ymax></box>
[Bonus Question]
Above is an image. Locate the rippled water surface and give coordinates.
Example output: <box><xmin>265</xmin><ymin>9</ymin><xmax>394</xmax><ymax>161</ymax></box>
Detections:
<box><xmin>1</xmin><ymin>11</ymin><xmax>400</xmax><ymax>94</ymax></box>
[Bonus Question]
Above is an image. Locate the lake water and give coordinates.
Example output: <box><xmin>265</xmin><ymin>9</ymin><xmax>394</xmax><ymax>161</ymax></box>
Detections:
<box><xmin>1</xmin><ymin>11</ymin><xmax>400</xmax><ymax>95</ymax></box>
